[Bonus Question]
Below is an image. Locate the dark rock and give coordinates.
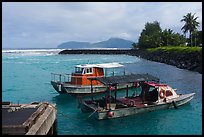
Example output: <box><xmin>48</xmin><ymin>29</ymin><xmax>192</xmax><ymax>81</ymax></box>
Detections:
<box><xmin>131</xmin><ymin>49</ymin><xmax>202</xmax><ymax>74</ymax></box>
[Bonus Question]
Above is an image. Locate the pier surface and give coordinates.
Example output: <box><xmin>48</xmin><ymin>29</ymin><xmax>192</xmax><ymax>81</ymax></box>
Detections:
<box><xmin>2</xmin><ymin>102</ymin><xmax>57</xmax><ymax>135</ymax></box>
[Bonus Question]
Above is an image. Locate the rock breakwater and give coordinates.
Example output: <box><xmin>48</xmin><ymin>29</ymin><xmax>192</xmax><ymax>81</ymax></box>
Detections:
<box><xmin>59</xmin><ymin>49</ymin><xmax>202</xmax><ymax>74</ymax></box>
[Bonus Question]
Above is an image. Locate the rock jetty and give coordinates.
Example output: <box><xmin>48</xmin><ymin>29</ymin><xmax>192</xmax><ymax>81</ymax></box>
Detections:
<box><xmin>59</xmin><ymin>49</ymin><xmax>133</xmax><ymax>54</ymax></box>
<box><xmin>59</xmin><ymin>49</ymin><xmax>202</xmax><ymax>74</ymax></box>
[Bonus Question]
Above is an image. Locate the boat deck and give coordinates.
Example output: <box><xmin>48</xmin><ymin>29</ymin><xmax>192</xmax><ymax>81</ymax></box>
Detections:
<box><xmin>84</xmin><ymin>96</ymin><xmax>148</xmax><ymax>110</ymax></box>
<box><xmin>117</xmin><ymin>97</ymin><xmax>145</xmax><ymax>108</ymax></box>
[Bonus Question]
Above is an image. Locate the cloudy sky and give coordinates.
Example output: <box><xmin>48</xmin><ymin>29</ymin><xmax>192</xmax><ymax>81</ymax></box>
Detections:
<box><xmin>2</xmin><ymin>2</ymin><xmax>202</xmax><ymax>49</ymax></box>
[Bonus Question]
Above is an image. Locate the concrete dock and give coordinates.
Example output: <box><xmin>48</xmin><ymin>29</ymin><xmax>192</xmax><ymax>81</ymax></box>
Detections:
<box><xmin>2</xmin><ymin>102</ymin><xmax>57</xmax><ymax>135</ymax></box>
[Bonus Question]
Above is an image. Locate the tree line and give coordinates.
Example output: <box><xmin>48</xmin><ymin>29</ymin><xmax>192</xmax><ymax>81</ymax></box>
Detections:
<box><xmin>133</xmin><ymin>12</ymin><xmax>202</xmax><ymax>49</ymax></box>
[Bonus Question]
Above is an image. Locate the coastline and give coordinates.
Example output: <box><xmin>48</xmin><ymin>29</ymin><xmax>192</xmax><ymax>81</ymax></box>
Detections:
<box><xmin>59</xmin><ymin>49</ymin><xmax>202</xmax><ymax>74</ymax></box>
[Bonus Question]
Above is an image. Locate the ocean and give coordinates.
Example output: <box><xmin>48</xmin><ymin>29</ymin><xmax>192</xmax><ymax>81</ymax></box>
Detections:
<box><xmin>2</xmin><ymin>49</ymin><xmax>202</xmax><ymax>135</ymax></box>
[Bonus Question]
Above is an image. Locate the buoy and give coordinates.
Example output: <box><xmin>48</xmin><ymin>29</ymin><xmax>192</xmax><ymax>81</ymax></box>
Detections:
<box><xmin>172</xmin><ymin>101</ymin><xmax>178</xmax><ymax>109</ymax></box>
<box><xmin>134</xmin><ymin>82</ymin><xmax>139</xmax><ymax>88</ymax></box>
<box><xmin>107</xmin><ymin>109</ymin><xmax>114</xmax><ymax>117</ymax></box>
<box><xmin>109</xmin><ymin>86</ymin><xmax>113</xmax><ymax>91</ymax></box>
<box><xmin>130</xmin><ymin>100</ymin><xmax>135</xmax><ymax>106</ymax></box>
<box><xmin>160</xmin><ymin>87</ymin><xmax>166</xmax><ymax>99</ymax></box>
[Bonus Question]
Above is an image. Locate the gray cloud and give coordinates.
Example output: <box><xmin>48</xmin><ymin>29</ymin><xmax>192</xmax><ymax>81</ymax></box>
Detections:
<box><xmin>2</xmin><ymin>2</ymin><xmax>202</xmax><ymax>48</ymax></box>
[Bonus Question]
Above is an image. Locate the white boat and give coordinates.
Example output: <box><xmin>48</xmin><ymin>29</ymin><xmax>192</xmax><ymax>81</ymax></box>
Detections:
<box><xmin>51</xmin><ymin>62</ymin><xmax>132</xmax><ymax>96</ymax></box>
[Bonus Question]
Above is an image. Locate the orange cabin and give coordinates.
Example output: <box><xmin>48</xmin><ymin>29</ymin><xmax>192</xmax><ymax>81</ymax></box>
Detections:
<box><xmin>70</xmin><ymin>63</ymin><xmax>124</xmax><ymax>86</ymax></box>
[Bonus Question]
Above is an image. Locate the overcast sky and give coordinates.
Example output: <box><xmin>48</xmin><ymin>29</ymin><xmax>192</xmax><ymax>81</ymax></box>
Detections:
<box><xmin>2</xmin><ymin>2</ymin><xmax>202</xmax><ymax>49</ymax></box>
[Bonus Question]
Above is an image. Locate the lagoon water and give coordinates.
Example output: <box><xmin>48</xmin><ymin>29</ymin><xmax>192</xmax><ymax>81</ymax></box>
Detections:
<box><xmin>2</xmin><ymin>49</ymin><xmax>202</xmax><ymax>135</ymax></box>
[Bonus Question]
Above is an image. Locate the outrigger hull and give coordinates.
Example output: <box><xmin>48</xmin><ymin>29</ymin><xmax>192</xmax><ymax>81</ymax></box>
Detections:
<box><xmin>80</xmin><ymin>93</ymin><xmax>195</xmax><ymax>120</ymax></box>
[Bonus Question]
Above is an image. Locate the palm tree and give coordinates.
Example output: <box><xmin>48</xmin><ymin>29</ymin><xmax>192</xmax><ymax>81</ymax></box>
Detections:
<box><xmin>162</xmin><ymin>29</ymin><xmax>174</xmax><ymax>46</ymax></box>
<box><xmin>181</xmin><ymin>13</ymin><xmax>199</xmax><ymax>46</ymax></box>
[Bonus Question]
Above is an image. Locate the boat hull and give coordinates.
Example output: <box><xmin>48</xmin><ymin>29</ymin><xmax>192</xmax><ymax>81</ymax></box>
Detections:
<box><xmin>51</xmin><ymin>81</ymin><xmax>133</xmax><ymax>96</ymax></box>
<box><xmin>94</xmin><ymin>93</ymin><xmax>195</xmax><ymax>120</ymax></box>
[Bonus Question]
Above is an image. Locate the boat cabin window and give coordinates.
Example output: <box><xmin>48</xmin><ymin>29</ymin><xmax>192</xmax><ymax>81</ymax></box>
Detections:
<box><xmin>140</xmin><ymin>83</ymin><xmax>158</xmax><ymax>102</ymax></box>
<box><xmin>85</xmin><ymin>68</ymin><xmax>93</xmax><ymax>74</ymax></box>
<box><xmin>74</xmin><ymin>67</ymin><xmax>93</xmax><ymax>74</ymax></box>
<box><xmin>149</xmin><ymin>87</ymin><xmax>155</xmax><ymax>91</ymax></box>
<box><xmin>75</xmin><ymin>67</ymin><xmax>84</xmax><ymax>74</ymax></box>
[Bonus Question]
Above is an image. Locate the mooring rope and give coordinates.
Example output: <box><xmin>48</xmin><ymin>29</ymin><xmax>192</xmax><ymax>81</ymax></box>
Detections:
<box><xmin>41</xmin><ymin>102</ymin><xmax>93</xmax><ymax>130</ymax></box>
<box><xmin>42</xmin><ymin>102</ymin><xmax>86</xmax><ymax>121</ymax></box>
<box><xmin>88</xmin><ymin>109</ymin><xmax>98</xmax><ymax>118</ymax></box>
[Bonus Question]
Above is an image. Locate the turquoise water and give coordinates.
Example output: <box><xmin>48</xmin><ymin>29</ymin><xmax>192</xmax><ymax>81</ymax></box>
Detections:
<box><xmin>2</xmin><ymin>49</ymin><xmax>202</xmax><ymax>135</ymax></box>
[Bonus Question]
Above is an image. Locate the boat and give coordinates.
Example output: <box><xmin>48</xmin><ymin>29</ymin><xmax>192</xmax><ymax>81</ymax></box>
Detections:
<box><xmin>78</xmin><ymin>73</ymin><xmax>195</xmax><ymax>120</ymax></box>
<box><xmin>51</xmin><ymin>62</ymin><xmax>132</xmax><ymax>96</ymax></box>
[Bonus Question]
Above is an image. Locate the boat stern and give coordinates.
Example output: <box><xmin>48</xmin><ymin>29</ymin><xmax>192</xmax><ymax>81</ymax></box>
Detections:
<box><xmin>50</xmin><ymin>81</ymin><xmax>67</xmax><ymax>94</ymax></box>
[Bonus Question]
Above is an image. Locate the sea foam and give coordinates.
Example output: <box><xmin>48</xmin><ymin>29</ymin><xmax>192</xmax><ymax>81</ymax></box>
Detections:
<box><xmin>2</xmin><ymin>49</ymin><xmax>64</xmax><ymax>56</ymax></box>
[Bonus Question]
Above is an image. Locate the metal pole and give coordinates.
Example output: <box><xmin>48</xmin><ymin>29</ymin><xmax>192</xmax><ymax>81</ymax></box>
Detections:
<box><xmin>126</xmin><ymin>85</ymin><xmax>128</xmax><ymax>98</ymax></box>
<box><xmin>59</xmin><ymin>74</ymin><xmax>61</xmax><ymax>82</ymax></box>
<box><xmin>141</xmin><ymin>82</ymin><xmax>145</xmax><ymax>103</ymax></box>
<box><xmin>105</xmin><ymin>69</ymin><xmax>108</xmax><ymax>77</ymax></box>
<box><xmin>91</xmin><ymin>79</ymin><xmax>93</xmax><ymax>101</ymax></box>
<box><xmin>106</xmin><ymin>91</ymin><xmax>108</xmax><ymax>110</ymax></box>
<box><xmin>114</xmin><ymin>85</ymin><xmax>117</xmax><ymax>100</ymax></box>
<box><xmin>109</xmin><ymin>86</ymin><xmax>111</xmax><ymax>110</ymax></box>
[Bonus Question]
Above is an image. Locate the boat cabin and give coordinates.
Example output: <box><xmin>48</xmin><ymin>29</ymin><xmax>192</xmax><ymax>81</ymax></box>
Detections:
<box><xmin>144</xmin><ymin>82</ymin><xmax>179</xmax><ymax>102</ymax></box>
<box><xmin>71</xmin><ymin>63</ymin><xmax>124</xmax><ymax>86</ymax></box>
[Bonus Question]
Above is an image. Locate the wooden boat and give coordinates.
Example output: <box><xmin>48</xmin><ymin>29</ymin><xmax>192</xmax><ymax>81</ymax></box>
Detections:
<box><xmin>78</xmin><ymin>74</ymin><xmax>195</xmax><ymax>120</ymax></box>
<box><xmin>51</xmin><ymin>63</ymin><xmax>132</xmax><ymax>95</ymax></box>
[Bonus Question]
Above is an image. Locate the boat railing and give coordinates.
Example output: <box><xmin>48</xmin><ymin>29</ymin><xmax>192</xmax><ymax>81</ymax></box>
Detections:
<box><xmin>105</xmin><ymin>70</ymin><xmax>127</xmax><ymax>77</ymax></box>
<box><xmin>71</xmin><ymin>75</ymin><xmax>104</xmax><ymax>86</ymax></box>
<box><xmin>51</xmin><ymin>73</ymin><xmax>103</xmax><ymax>85</ymax></box>
<box><xmin>51</xmin><ymin>73</ymin><xmax>71</xmax><ymax>83</ymax></box>
<box><xmin>51</xmin><ymin>71</ymin><xmax>128</xmax><ymax>85</ymax></box>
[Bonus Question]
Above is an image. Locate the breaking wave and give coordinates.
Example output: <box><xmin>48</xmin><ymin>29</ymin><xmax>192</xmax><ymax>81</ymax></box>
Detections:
<box><xmin>2</xmin><ymin>49</ymin><xmax>64</xmax><ymax>56</ymax></box>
